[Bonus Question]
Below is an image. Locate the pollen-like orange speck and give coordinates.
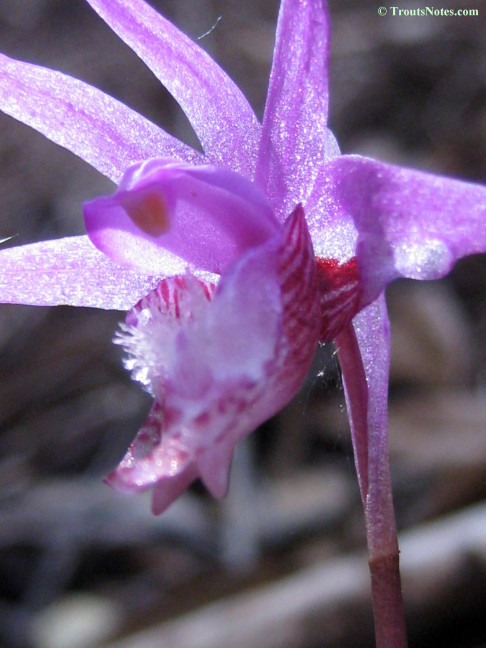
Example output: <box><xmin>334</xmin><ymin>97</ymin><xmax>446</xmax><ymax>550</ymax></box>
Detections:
<box><xmin>123</xmin><ymin>193</ymin><xmax>170</xmax><ymax>236</ymax></box>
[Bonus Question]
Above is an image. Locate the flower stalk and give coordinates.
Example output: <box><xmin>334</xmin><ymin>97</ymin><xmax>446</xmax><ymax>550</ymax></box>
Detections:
<box><xmin>369</xmin><ymin>518</ymin><xmax>408</xmax><ymax>648</ymax></box>
<box><xmin>337</xmin><ymin>317</ymin><xmax>408</xmax><ymax>647</ymax></box>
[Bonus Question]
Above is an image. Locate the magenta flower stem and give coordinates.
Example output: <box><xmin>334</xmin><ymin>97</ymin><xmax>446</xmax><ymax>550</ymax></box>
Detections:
<box><xmin>366</xmin><ymin>436</ymin><xmax>407</xmax><ymax>648</ymax></box>
<box><xmin>368</xmin><ymin>519</ymin><xmax>408</xmax><ymax>648</ymax></box>
<box><xmin>336</xmin><ymin>324</ymin><xmax>408</xmax><ymax>647</ymax></box>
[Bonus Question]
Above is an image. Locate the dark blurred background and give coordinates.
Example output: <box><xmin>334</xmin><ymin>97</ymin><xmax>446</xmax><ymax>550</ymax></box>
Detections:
<box><xmin>1</xmin><ymin>1</ymin><xmax>486</xmax><ymax>647</ymax></box>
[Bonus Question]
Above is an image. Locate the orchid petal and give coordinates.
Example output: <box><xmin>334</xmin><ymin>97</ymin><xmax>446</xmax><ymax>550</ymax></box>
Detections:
<box><xmin>327</xmin><ymin>155</ymin><xmax>486</xmax><ymax>305</ymax></box>
<box><xmin>104</xmin><ymin>402</ymin><xmax>196</xmax><ymax>490</ymax></box>
<box><xmin>196</xmin><ymin>440</ymin><xmax>235</xmax><ymax>500</ymax></box>
<box><xmin>0</xmin><ymin>236</ymin><xmax>190</xmax><ymax>310</ymax></box>
<box><xmin>85</xmin><ymin>0</ymin><xmax>261</xmax><ymax>176</ymax></box>
<box><xmin>84</xmin><ymin>159</ymin><xmax>278</xmax><ymax>276</ymax></box>
<box><xmin>256</xmin><ymin>0</ymin><xmax>339</xmax><ymax>217</ymax></box>
<box><xmin>107</xmin><ymin>206</ymin><xmax>320</xmax><ymax>512</ymax></box>
<box><xmin>0</xmin><ymin>54</ymin><xmax>199</xmax><ymax>183</ymax></box>
<box><xmin>151</xmin><ymin>467</ymin><xmax>198</xmax><ymax>516</ymax></box>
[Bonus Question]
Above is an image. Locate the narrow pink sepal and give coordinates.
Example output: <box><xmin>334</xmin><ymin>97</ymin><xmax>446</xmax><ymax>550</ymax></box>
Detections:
<box><xmin>0</xmin><ymin>235</ymin><xmax>182</xmax><ymax>309</ymax></box>
<box><xmin>84</xmin><ymin>159</ymin><xmax>278</xmax><ymax>275</ymax></box>
<box><xmin>256</xmin><ymin>0</ymin><xmax>339</xmax><ymax>218</ymax></box>
<box><xmin>85</xmin><ymin>0</ymin><xmax>261</xmax><ymax>176</ymax></box>
<box><xmin>0</xmin><ymin>53</ymin><xmax>200</xmax><ymax>183</ymax></box>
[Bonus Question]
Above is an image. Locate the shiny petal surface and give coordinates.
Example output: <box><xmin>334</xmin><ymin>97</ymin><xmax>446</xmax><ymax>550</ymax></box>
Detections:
<box><xmin>107</xmin><ymin>206</ymin><xmax>320</xmax><ymax>512</ymax></box>
<box><xmin>256</xmin><ymin>0</ymin><xmax>339</xmax><ymax>217</ymax></box>
<box><xmin>84</xmin><ymin>160</ymin><xmax>279</xmax><ymax>275</ymax></box>
<box><xmin>328</xmin><ymin>155</ymin><xmax>486</xmax><ymax>304</ymax></box>
<box><xmin>86</xmin><ymin>0</ymin><xmax>261</xmax><ymax>176</ymax></box>
<box><xmin>300</xmin><ymin>168</ymin><xmax>358</xmax><ymax>267</ymax></box>
<box><xmin>0</xmin><ymin>236</ymin><xmax>188</xmax><ymax>309</ymax></box>
<box><xmin>0</xmin><ymin>54</ymin><xmax>199</xmax><ymax>183</ymax></box>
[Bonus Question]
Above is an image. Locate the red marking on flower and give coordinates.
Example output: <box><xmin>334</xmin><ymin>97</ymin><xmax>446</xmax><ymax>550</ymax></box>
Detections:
<box><xmin>193</xmin><ymin>411</ymin><xmax>210</xmax><ymax>427</ymax></box>
<box><xmin>163</xmin><ymin>406</ymin><xmax>182</xmax><ymax>427</ymax></box>
<box><xmin>278</xmin><ymin>205</ymin><xmax>320</xmax><ymax>355</ymax></box>
<box><xmin>316</xmin><ymin>256</ymin><xmax>362</xmax><ymax>342</ymax></box>
<box><xmin>127</xmin><ymin>401</ymin><xmax>163</xmax><ymax>460</ymax></box>
<box><xmin>128</xmin><ymin>274</ymin><xmax>216</xmax><ymax>325</ymax></box>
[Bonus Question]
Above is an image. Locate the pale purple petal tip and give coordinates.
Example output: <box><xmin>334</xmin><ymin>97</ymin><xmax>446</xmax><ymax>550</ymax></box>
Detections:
<box><xmin>84</xmin><ymin>159</ymin><xmax>279</xmax><ymax>275</ymax></box>
<box><xmin>196</xmin><ymin>440</ymin><xmax>234</xmax><ymax>499</ymax></box>
<box><xmin>151</xmin><ymin>468</ymin><xmax>198</xmax><ymax>515</ymax></box>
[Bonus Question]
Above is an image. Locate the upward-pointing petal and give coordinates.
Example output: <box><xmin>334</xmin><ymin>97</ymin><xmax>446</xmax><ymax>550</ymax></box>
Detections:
<box><xmin>0</xmin><ymin>54</ymin><xmax>200</xmax><ymax>183</ymax></box>
<box><xmin>85</xmin><ymin>0</ymin><xmax>261</xmax><ymax>177</ymax></box>
<box><xmin>256</xmin><ymin>0</ymin><xmax>339</xmax><ymax>217</ymax></box>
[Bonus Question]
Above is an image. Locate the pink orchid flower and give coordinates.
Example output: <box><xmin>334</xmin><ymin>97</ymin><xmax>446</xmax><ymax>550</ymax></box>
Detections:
<box><xmin>1</xmin><ymin>0</ymin><xmax>486</xmax><ymax>536</ymax></box>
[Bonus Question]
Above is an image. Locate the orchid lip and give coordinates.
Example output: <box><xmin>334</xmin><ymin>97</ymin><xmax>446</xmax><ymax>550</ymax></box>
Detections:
<box><xmin>107</xmin><ymin>205</ymin><xmax>320</xmax><ymax>511</ymax></box>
